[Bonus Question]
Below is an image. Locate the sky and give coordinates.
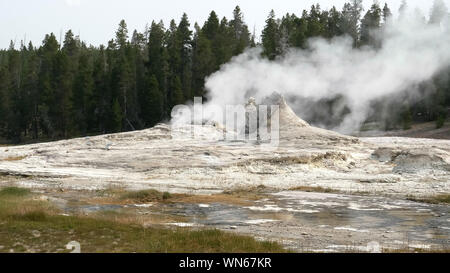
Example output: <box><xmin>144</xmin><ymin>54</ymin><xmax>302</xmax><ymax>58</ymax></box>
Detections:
<box><xmin>0</xmin><ymin>0</ymin><xmax>448</xmax><ymax>49</ymax></box>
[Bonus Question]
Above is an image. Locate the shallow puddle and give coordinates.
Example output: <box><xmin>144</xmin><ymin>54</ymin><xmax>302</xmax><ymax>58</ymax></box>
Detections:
<box><xmin>158</xmin><ymin>191</ymin><xmax>449</xmax><ymax>251</ymax></box>
<box><xmin>55</xmin><ymin>189</ymin><xmax>449</xmax><ymax>252</ymax></box>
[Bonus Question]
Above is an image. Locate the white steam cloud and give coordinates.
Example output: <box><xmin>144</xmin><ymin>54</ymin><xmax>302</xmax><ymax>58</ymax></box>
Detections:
<box><xmin>203</xmin><ymin>12</ymin><xmax>450</xmax><ymax>133</ymax></box>
<box><xmin>65</xmin><ymin>0</ymin><xmax>81</xmax><ymax>7</ymax></box>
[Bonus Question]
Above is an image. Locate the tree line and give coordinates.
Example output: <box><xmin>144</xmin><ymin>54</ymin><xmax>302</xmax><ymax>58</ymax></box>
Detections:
<box><xmin>0</xmin><ymin>1</ymin><xmax>449</xmax><ymax>143</ymax></box>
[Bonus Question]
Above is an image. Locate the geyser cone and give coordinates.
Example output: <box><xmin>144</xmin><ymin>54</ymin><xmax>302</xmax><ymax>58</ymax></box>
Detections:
<box><xmin>260</xmin><ymin>92</ymin><xmax>355</xmax><ymax>142</ymax></box>
<box><xmin>261</xmin><ymin>92</ymin><xmax>309</xmax><ymax>129</ymax></box>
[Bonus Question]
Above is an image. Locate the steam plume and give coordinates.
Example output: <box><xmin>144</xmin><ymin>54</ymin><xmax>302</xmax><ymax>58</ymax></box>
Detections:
<box><xmin>203</xmin><ymin>12</ymin><xmax>450</xmax><ymax>133</ymax></box>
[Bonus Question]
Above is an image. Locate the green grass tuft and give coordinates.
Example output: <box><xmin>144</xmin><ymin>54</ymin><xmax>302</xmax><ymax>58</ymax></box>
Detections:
<box><xmin>407</xmin><ymin>194</ymin><xmax>450</xmax><ymax>204</ymax></box>
<box><xmin>120</xmin><ymin>189</ymin><xmax>172</xmax><ymax>203</ymax></box>
<box><xmin>11</xmin><ymin>210</ymin><xmax>48</xmax><ymax>222</ymax></box>
<box><xmin>0</xmin><ymin>187</ymin><xmax>30</xmax><ymax>197</ymax></box>
<box><xmin>162</xmin><ymin>191</ymin><xmax>171</xmax><ymax>200</ymax></box>
<box><xmin>289</xmin><ymin>186</ymin><xmax>339</xmax><ymax>193</ymax></box>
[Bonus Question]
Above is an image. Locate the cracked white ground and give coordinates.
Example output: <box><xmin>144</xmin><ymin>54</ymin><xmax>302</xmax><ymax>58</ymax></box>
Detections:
<box><xmin>1</xmin><ymin>97</ymin><xmax>449</xmax><ymax>198</ymax></box>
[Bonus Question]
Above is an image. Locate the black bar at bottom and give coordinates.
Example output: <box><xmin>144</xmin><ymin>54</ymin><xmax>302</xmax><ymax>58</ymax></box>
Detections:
<box><xmin>0</xmin><ymin>253</ymin><xmax>445</xmax><ymax>272</ymax></box>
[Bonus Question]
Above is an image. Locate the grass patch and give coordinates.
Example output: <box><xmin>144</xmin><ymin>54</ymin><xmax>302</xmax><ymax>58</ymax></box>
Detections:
<box><xmin>289</xmin><ymin>186</ymin><xmax>340</xmax><ymax>194</ymax></box>
<box><xmin>116</xmin><ymin>187</ymin><xmax>267</xmax><ymax>206</ymax></box>
<box><xmin>1</xmin><ymin>214</ymin><xmax>287</xmax><ymax>253</ymax></box>
<box><xmin>0</xmin><ymin>187</ymin><xmax>31</xmax><ymax>197</ymax></box>
<box><xmin>11</xmin><ymin>210</ymin><xmax>48</xmax><ymax>222</ymax></box>
<box><xmin>433</xmin><ymin>195</ymin><xmax>450</xmax><ymax>204</ymax></box>
<box><xmin>407</xmin><ymin>194</ymin><xmax>450</xmax><ymax>204</ymax></box>
<box><xmin>223</xmin><ymin>185</ymin><xmax>267</xmax><ymax>195</ymax></box>
<box><xmin>1</xmin><ymin>155</ymin><xmax>27</xmax><ymax>161</ymax></box>
<box><xmin>96</xmin><ymin>187</ymin><xmax>267</xmax><ymax>207</ymax></box>
<box><xmin>120</xmin><ymin>189</ymin><xmax>173</xmax><ymax>203</ymax></box>
<box><xmin>115</xmin><ymin>186</ymin><xmax>268</xmax><ymax>206</ymax></box>
<box><xmin>0</xmin><ymin>187</ymin><xmax>287</xmax><ymax>253</ymax></box>
<box><xmin>176</xmin><ymin>186</ymin><xmax>270</xmax><ymax>205</ymax></box>
<box><xmin>383</xmin><ymin>247</ymin><xmax>449</xmax><ymax>253</ymax></box>
<box><xmin>174</xmin><ymin>194</ymin><xmax>258</xmax><ymax>206</ymax></box>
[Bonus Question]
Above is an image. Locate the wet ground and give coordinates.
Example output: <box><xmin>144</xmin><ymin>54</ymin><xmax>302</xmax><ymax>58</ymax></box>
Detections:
<box><xmin>50</xmin><ymin>189</ymin><xmax>449</xmax><ymax>252</ymax></box>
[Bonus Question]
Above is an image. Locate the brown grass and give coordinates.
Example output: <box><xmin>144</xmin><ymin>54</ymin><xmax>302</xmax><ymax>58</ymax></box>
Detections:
<box><xmin>258</xmin><ymin>152</ymin><xmax>347</xmax><ymax>166</ymax></box>
<box><xmin>87</xmin><ymin>187</ymin><xmax>268</xmax><ymax>207</ymax></box>
<box><xmin>120</xmin><ymin>189</ymin><xmax>173</xmax><ymax>203</ymax></box>
<box><xmin>1</xmin><ymin>155</ymin><xmax>27</xmax><ymax>162</ymax></box>
<box><xmin>289</xmin><ymin>186</ymin><xmax>372</xmax><ymax>196</ymax></box>
<box><xmin>289</xmin><ymin>186</ymin><xmax>340</xmax><ymax>193</ymax></box>
<box><xmin>382</xmin><ymin>247</ymin><xmax>450</xmax><ymax>253</ymax></box>
<box><xmin>173</xmin><ymin>193</ymin><xmax>258</xmax><ymax>206</ymax></box>
<box><xmin>91</xmin><ymin>209</ymin><xmax>188</xmax><ymax>226</ymax></box>
<box><xmin>407</xmin><ymin>194</ymin><xmax>450</xmax><ymax>204</ymax></box>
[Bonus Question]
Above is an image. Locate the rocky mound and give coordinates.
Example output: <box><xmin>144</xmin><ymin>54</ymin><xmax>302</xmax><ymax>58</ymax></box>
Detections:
<box><xmin>372</xmin><ymin>147</ymin><xmax>450</xmax><ymax>173</ymax></box>
<box><xmin>257</xmin><ymin>92</ymin><xmax>356</xmax><ymax>143</ymax></box>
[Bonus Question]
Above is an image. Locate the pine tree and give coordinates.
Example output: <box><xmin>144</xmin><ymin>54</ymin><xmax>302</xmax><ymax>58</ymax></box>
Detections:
<box><xmin>279</xmin><ymin>13</ymin><xmax>295</xmax><ymax>51</ymax></box>
<box><xmin>191</xmin><ymin>24</ymin><xmax>214</xmax><ymax>98</ymax></box>
<box><xmin>360</xmin><ymin>3</ymin><xmax>382</xmax><ymax>47</ymax></box>
<box><xmin>290</xmin><ymin>12</ymin><xmax>308</xmax><ymax>48</ymax></box>
<box><xmin>326</xmin><ymin>6</ymin><xmax>343</xmax><ymax>38</ymax></box>
<box><xmin>21</xmin><ymin>46</ymin><xmax>40</xmax><ymax>139</ymax></box>
<box><xmin>0</xmin><ymin>68</ymin><xmax>6</xmax><ymax>136</ymax></box>
<box><xmin>92</xmin><ymin>45</ymin><xmax>109</xmax><ymax>133</ymax></box>
<box><xmin>116</xmin><ymin>54</ymin><xmax>132</xmax><ymax>129</ymax></box>
<box><xmin>53</xmin><ymin>50</ymin><xmax>73</xmax><ymax>138</ymax></box>
<box><xmin>147</xmin><ymin>21</ymin><xmax>169</xmax><ymax>98</ymax></box>
<box><xmin>109</xmin><ymin>98</ymin><xmax>123</xmax><ymax>132</ymax></box>
<box><xmin>38</xmin><ymin>33</ymin><xmax>60</xmax><ymax>138</ymax></box>
<box><xmin>115</xmin><ymin>20</ymin><xmax>129</xmax><ymax>49</ymax></box>
<box><xmin>62</xmin><ymin>30</ymin><xmax>80</xmax><ymax>58</ymax></box>
<box><xmin>262</xmin><ymin>10</ymin><xmax>280</xmax><ymax>60</ymax></box>
<box><xmin>215</xmin><ymin>17</ymin><xmax>234</xmax><ymax>66</ymax></box>
<box><xmin>230</xmin><ymin>6</ymin><xmax>251</xmax><ymax>55</ymax></box>
<box><xmin>166</xmin><ymin>19</ymin><xmax>182</xmax><ymax>110</ymax></box>
<box><xmin>202</xmin><ymin>11</ymin><xmax>220</xmax><ymax>69</ymax></box>
<box><xmin>141</xmin><ymin>74</ymin><xmax>163</xmax><ymax>126</ymax></box>
<box><xmin>72</xmin><ymin>52</ymin><xmax>94</xmax><ymax>134</ymax></box>
<box><xmin>131</xmin><ymin>29</ymin><xmax>146</xmax><ymax>50</ymax></box>
<box><xmin>129</xmin><ymin>30</ymin><xmax>146</xmax><ymax>130</ymax></box>
<box><xmin>176</xmin><ymin>13</ymin><xmax>193</xmax><ymax>100</ymax></box>
<box><xmin>382</xmin><ymin>3</ymin><xmax>392</xmax><ymax>25</ymax></box>
<box><xmin>203</xmin><ymin>11</ymin><xmax>220</xmax><ymax>41</ymax></box>
<box><xmin>429</xmin><ymin>0</ymin><xmax>448</xmax><ymax>25</ymax></box>
<box><xmin>306</xmin><ymin>4</ymin><xmax>324</xmax><ymax>38</ymax></box>
<box><xmin>341</xmin><ymin>0</ymin><xmax>364</xmax><ymax>47</ymax></box>
<box><xmin>171</xmin><ymin>75</ymin><xmax>184</xmax><ymax>106</ymax></box>
<box><xmin>111</xmin><ymin>20</ymin><xmax>138</xmax><ymax>131</ymax></box>
<box><xmin>398</xmin><ymin>0</ymin><xmax>408</xmax><ymax>20</ymax></box>
<box><xmin>0</xmin><ymin>66</ymin><xmax>15</xmax><ymax>140</ymax></box>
